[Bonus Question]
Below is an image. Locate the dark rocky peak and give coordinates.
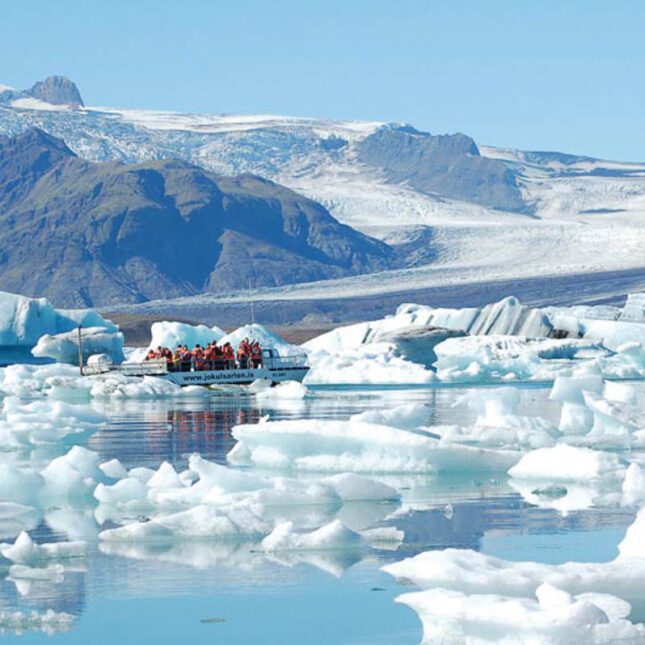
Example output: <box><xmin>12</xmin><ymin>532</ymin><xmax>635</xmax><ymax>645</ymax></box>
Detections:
<box><xmin>1</xmin><ymin>127</ymin><xmax>76</xmax><ymax>157</ymax></box>
<box><xmin>26</xmin><ymin>76</ymin><xmax>84</xmax><ymax>107</ymax></box>
<box><xmin>0</xmin><ymin>128</ymin><xmax>77</xmax><ymax>209</ymax></box>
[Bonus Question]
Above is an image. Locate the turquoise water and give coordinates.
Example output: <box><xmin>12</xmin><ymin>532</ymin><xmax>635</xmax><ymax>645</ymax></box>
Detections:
<box><xmin>1</xmin><ymin>385</ymin><xmax>641</xmax><ymax>644</ymax></box>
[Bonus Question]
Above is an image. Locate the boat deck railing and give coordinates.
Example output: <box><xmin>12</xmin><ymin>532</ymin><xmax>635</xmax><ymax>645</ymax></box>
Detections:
<box><xmin>81</xmin><ymin>352</ymin><xmax>309</xmax><ymax>377</ymax></box>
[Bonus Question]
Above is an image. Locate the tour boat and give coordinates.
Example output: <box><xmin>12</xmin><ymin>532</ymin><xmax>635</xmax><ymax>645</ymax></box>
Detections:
<box><xmin>81</xmin><ymin>348</ymin><xmax>309</xmax><ymax>386</ymax></box>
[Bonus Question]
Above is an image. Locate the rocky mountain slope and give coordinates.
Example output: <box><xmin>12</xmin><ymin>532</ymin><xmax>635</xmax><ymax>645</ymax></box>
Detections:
<box><xmin>0</xmin><ymin>128</ymin><xmax>393</xmax><ymax>307</ymax></box>
<box><xmin>1</xmin><ymin>76</ymin><xmax>644</xmax><ymax>313</ymax></box>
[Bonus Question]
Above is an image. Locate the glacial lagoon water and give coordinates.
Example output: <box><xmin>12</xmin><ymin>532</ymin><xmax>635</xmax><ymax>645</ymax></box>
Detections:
<box><xmin>2</xmin><ymin>383</ymin><xmax>643</xmax><ymax>644</ymax></box>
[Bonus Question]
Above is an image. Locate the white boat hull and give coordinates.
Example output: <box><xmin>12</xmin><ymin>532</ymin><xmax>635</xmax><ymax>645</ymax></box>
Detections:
<box><xmin>162</xmin><ymin>366</ymin><xmax>309</xmax><ymax>386</ymax></box>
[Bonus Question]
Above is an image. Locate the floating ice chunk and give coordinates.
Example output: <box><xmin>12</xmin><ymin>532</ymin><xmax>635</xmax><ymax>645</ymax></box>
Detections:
<box><xmin>508</xmin><ymin>479</ymin><xmax>619</xmax><ymax>515</ymax></box>
<box><xmin>254</xmin><ymin>381</ymin><xmax>309</xmax><ymax>401</ymax></box>
<box><xmin>622</xmin><ymin>463</ymin><xmax>645</xmax><ymax>507</ymax></box>
<box><xmin>230</xmin><ymin>418</ymin><xmax>519</xmax><ymax>473</ymax></box>
<box><xmin>98</xmin><ymin>504</ymin><xmax>269</xmax><ymax>542</ymax></box>
<box><xmin>383</xmin><ymin>511</ymin><xmax>645</xmax><ymax>603</ymax></box>
<box><xmin>89</xmin><ymin>374</ymin><xmax>183</xmax><ymax>398</ymax></box>
<box><xmin>549</xmin><ymin>375</ymin><xmax>604</xmax><ymax>405</ymax></box>
<box><xmin>99</xmin><ymin>459</ymin><xmax>128</xmax><ymax>480</ymax></box>
<box><xmin>260</xmin><ymin>519</ymin><xmax>364</xmax><ymax>552</ymax></box>
<box><xmin>320</xmin><ymin>473</ymin><xmax>400</xmax><ymax>502</ymax></box>
<box><xmin>393</xmin><ymin>584</ymin><xmax>644</xmax><ymax>644</ymax></box>
<box><xmin>32</xmin><ymin>326</ymin><xmax>125</xmax><ymax>365</ymax></box>
<box><xmin>558</xmin><ymin>402</ymin><xmax>593</xmax><ymax>435</ymax></box>
<box><xmin>0</xmin><ymin>289</ymin><xmax>116</xmax><ymax>347</ymax></box>
<box><xmin>0</xmin><ymin>531</ymin><xmax>83</xmax><ymax>565</ymax></box>
<box><xmin>128</xmin><ymin>467</ymin><xmax>156</xmax><ymax>484</ymax></box>
<box><xmin>0</xmin><ymin>396</ymin><xmax>105</xmax><ymax>446</ymax></box>
<box><xmin>604</xmin><ymin>381</ymin><xmax>638</xmax><ymax>405</ymax></box>
<box><xmin>147</xmin><ymin>461</ymin><xmax>184</xmax><ymax>489</ymax></box>
<box><xmin>40</xmin><ymin>446</ymin><xmax>102</xmax><ymax>503</ymax></box>
<box><xmin>0</xmin><ymin>465</ymin><xmax>44</xmax><ymax>506</ymax></box>
<box><xmin>617</xmin><ymin>506</ymin><xmax>645</xmax><ymax>558</ymax></box>
<box><xmin>93</xmin><ymin>478</ymin><xmax>149</xmax><ymax>505</ymax></box>
<box><xmin>434</xmin><ymin>336</ymin><xmax>606</xmax><ymax>383</ymax></box>
<box><xmin>219</xmin><ymin>324</ymin><xmax>300</xmax><ymax>357</ymax></box>
<box><xmin>350</xmin><ymin>403</ymin><xmax>431</xmax><ymax>430</ymax></box>
<box><xmin>147</xmin><ymin>321</ymin><xmax>224</xmax><ymax>354</ymax></box>
<box><xmin>305</xmin><ymin>341</ymin><xmax>436</xmax><ymax>385</ymax></box>
<box><xmin>508</xmin><ymin>445</ymin><xmax>627</xmax><ymax>482</ymax></box>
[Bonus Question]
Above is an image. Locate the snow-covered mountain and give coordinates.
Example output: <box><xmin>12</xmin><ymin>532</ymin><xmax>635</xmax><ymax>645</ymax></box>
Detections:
<box><xmin>1</xmin><ymin>76</ymin><xmax>644</xmax><ymax>316</ymax></box>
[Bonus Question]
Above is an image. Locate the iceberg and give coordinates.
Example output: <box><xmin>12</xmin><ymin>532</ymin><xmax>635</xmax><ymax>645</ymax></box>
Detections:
<box><xmin>229</xmin><ymin>417</ymin><xmax>519</xmax><ymax>473</ymax></box>
<box><xmin>219</xmin><ymin>323</ymin><xmax>300</xmax><ymax>356</ymax></box>
<box><xmin>32</xmin><ymin>326</ymin><xmax>125</xmax><ymax>365</ymax></box>
<box><xmin>303</xmin><ymin>295</ymin><xmax>645</xmax><ymax>384</ymax></box>
<box><xmin>393</xmin><ymin>583</ymin><xmax>644</xmax><ymax>644</ymax></box>
<box><xmin>147</xmin><ymin>321</ymin><xmax>224</xmax><ymax>351</ymax></box>
<box><xmin>0</xmin><ymin>531</ymin><xmax>86</xmax><ymax>565</ymax></box>
<box><xmin>383</xmin><ymin>507</ymin><xmax>645</xmax><ymax>605</ymax></box>
<box><xmin>0</xmin><ymin>396</ymin><xmax>106</xmax><ymax>446</ymax></box>
<box><xmin>0</xmin><ymin>289</ymin><xmax>116</xmax><ymax>348</ymax></box>
<box><xmin>508</xmin><ymin>445</ymin><xmax>627</xmax><ymax>482</ymax></box>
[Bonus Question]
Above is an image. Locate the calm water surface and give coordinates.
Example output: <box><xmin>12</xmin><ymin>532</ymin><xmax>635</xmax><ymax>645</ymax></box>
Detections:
<box><xmin>2</xmin><ymin>384</ymin><xmax>641</xmax><ymax>644</ymax></box>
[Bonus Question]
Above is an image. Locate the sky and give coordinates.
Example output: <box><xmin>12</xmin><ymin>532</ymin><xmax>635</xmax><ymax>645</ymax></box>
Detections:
<box><xmin>1</xmin><ymin>0</ymin><xmax>643</xmax><ymax>161</ymax></box>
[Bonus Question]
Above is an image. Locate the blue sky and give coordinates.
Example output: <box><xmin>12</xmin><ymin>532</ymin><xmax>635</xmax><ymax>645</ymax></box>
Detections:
<box><xmin>2</xmin><ymin>0</ymin><xmax>643</xmax><ymax>160</ymax></box>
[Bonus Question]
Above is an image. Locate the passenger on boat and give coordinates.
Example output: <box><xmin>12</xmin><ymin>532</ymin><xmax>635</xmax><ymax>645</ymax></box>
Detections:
<box><xmin>237</xmin><ymin>339</ymin><xmax>250</xmax><ymax>369</ymax></box>
<box><xmin>192</xmin><ymin>344</ymin><xmax>204</xmax><ymax>370</ymax></box>
<box><xmin>203</xmin><ymin>343</ymin><xmax>214</xmax><ymax>370</ymax></box>
<box><xmin>145</xmin><ymin>348</ymin><xmax>158</xmax><ymax>361</ymax></box>
<box><xmin>222</xmin><ymin>342</ymin><xmax>235</xmax><ymax>369</ymax></box>
<box><xmin>160</xmin><ymin>347</ymin><xmax>174</xmax><ymax>370</ymax></box>
<box><xmin>250</xmin><ymin>341</ymin><xmax>262</xmax><ymax>368</ymax></box>
<box><xmin>180</xmin><ymin>345</ymin><xmax>192</xmax><ymax>372</ymax></box>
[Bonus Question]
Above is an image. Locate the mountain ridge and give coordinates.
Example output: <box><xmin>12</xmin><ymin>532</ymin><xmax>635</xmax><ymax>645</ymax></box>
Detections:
<box><xmin>0</xmin><ymin>128</ymin><xmax>394</xmax><ymax>307</ymax></box>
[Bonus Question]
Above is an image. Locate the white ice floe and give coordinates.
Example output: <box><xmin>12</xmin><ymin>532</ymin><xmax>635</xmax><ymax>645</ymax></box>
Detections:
<box><xmin>394</xmin><ymin>583</ymin><xmax>644</xmax><ymax>644</ymax></box>
<box><xmin>0</xmin><ymin>446</ymin><xmax>106</xmax><ymax>509</ymax></box>
<box><xmin>0</xmin><ymin>531</ymin><xmax>85</xmax><ymax>565</ymax></box>
<box><xmin>0</xmin><ymin>396</ymin><xmax>105</xmax><ymax>446</ymax></box>
<box><xmin>383</xmin><ymin>506</ymin><xmax>645</xmax><ymax>606</ymax></box>
<box><xmin>229</xmin><ymin>417</ymin><xmax>519</xmax><ymax>473</ymax></box>
<box><xmin>622</xmin><ymin>463</ymin><xmax>645</xmax><ymax>507</ymax></box>
<box><xmin>434</xmin><ymin>335</ymin><xmax>608</xmax><ymax>383</ymax></box>
<box><xmin>302</xmin><ymin>296</ymin><xmax>645</xmax><ymax>384</ymax></box>
<box><xmin>253</xmin><ymin>380</ymin><xmax>309</xmax><ymax>401</ymax></box>
<box><xmin>94</xmin><ymin>454</ymin><xmax>400</xmax><ymax>545</ymax></box>
<box><xmin>32</xmin><ymin>326</ymin><xmax>125</xmax><ymax>365</ymax></box>
<box><xmin>98</xmin><ymin>503</ymin><xmax>270</xmax><ymax>542</ymax></box>
<box><xmin>508</xmin><ymin>445</ymin><xmax>628</xmax><ymax>482</ymax></box>
<box><xmin>0</xmin><ymin>362</ymin><xmax>210</xmax><ymax>400</ymax></box>
<box><xmin>350</xmin><ymin>403</ymin><xmax>431</xmax><ymax>430</ymax></box>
